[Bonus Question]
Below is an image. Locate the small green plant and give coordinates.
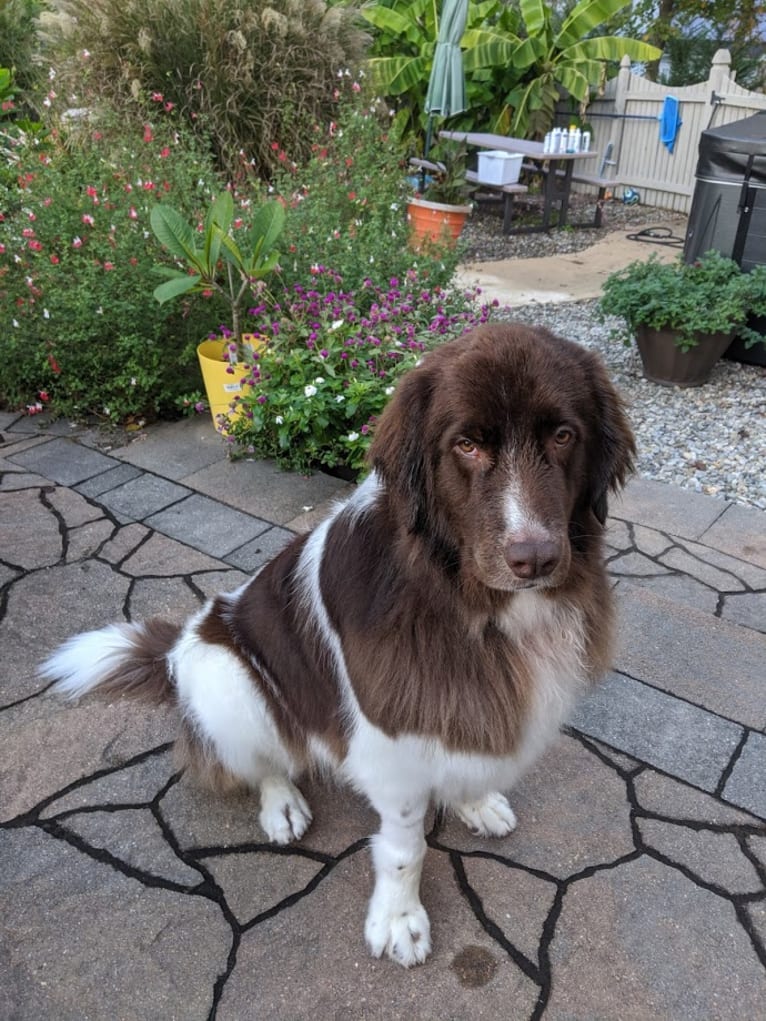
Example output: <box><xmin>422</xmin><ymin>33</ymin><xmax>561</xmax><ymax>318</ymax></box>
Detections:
<box><xmin>221</xmin><ymin>266</ymin><xmax>499</xmax><ymax>472</ymax></box>
<box><xmin>599</xmin><ymin>250</ymin><xmax>766</xmax><ymax>351</ymax></box>
<box><xmin>150</xmin><ymin>190</ymin><xmax>285</xmax><ymax>341</ymax></box>
<box><xmin>417</xmin><ymin>141</ymin><xmax>472</xmax><ymax>207</ymax></box>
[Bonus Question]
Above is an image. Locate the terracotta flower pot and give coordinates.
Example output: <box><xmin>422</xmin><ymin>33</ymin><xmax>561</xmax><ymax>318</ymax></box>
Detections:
<box><xmin>635</xmin><ymin>326</ymin><xmax>734</xmax><ymax>387</ymax></box>
<box><xmin>407</xmin><ymin>197</ymin><xmax>472</xmax><ymax>252</ymax></box>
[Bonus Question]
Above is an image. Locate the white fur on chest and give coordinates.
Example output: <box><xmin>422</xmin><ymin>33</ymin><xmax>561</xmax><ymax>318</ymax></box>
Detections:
<box><xmin>298</xmin><ymin>510</ymin><xmax>588</xmax><ymax>805</ymax></box>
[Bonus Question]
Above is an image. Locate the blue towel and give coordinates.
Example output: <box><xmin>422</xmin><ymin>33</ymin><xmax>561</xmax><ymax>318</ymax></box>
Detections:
<box><xmin>659</xmin><ymin>96</ymin><xmax>681</xmax><ymax>154</ymax></box>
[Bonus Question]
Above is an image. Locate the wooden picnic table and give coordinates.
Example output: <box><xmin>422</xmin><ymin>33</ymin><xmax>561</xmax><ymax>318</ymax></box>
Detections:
<box><xmin>439</xmin><ymin>130</ymin><xmax>601</xmax><ymax>232</ymax></box>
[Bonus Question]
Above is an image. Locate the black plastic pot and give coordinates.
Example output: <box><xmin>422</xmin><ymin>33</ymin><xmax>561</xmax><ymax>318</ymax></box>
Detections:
<box><xmin>635</xmin><ymin>327</ymin><xmax>734</xmax><ymax>387</ymax></box>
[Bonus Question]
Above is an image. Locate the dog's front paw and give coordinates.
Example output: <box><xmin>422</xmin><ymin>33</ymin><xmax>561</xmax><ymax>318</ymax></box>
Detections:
<box><xmin>454</xmin><ymin>791</ymin><xmax>517</xmax><ymax>838</ymax></box>
<box><xmin>259</xmin><ymin>777</ymin><xmax>312</xmax><ymax>844</ymax></box>
<box><xmin>365</xmin><ymin>900</ymin><xmax>432</xmax><ymax>967</ymax></box>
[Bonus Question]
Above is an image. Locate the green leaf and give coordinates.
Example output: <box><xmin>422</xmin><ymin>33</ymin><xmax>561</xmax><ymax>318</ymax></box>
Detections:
<box><xmin>562</xmin><ymin>37</ymin><xmax>662</xmax><ymax>63</ymax></box>
<box><xmin>557</xmin><ymin>65</ymin><xmax>591</xmax><ymax>103</ymax></box>
<box><xmin>365</xmin><ymin>55</ymin><xmax>428</xmax><ymax>95</ymax></box>
<box><xmin>150</xmin><ymin>205</ymin><xmax>202</xmax><ymax>265</ymax></box>
<box><xmin>152</xmin><ymin>275</ymin><xmax>202</xmax><ymax>304</ymax></box>
<box><xmin>461</xmin><ymin>29</ymin><xmax>520</xmax><ymax>71</ymax></box>
<box><xmin>556</xmin><ymin>0</ymin><xmax>637</xmax><ymax>50</ymax></box>
<box><xmin>519</xmin><ymin>0</ymin><xmax>548</xmax><ymax>38</ymax></box>
<box><xmin>249</xmin><ymin>200</ymin><xmax>286</xmax><ymax>261</ymax></box>
<box><xmin>206</xmin><ymin>191</ymin><xmax>234</xmax><ymax>233</ymax></box>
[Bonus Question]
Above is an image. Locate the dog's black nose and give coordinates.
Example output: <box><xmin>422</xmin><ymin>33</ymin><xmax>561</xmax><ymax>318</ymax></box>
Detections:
<box><xmin>505</xmin><ymin>540</ymin><xmax>561</xmax><ymax>580</ymax></box>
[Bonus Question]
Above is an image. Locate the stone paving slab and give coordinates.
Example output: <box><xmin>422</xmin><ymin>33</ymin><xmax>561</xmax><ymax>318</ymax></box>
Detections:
<box><xmin>6</xmin><ymin>436</ymin><xmax>122</xmax><ymax>486</ymax></box>
<box><xmin>1</xmin><ymin>434</ymin><xmax>764</xmax><ymax>1020</ymax></box>
<box><xmin>611</xmin><ymin>477</ymin><xmax>730</xmax><ymax>541</ymax></box>
<box><xmin>701</xmin><ymin>501</ymin><xmax>766</xmax><ymax>569</ymax></box>
<box><xmin>569</xmin><ymin>672</ymin><xmax>745</xmax><ymax>793</ymax></box>
<box><xmin>111</xmin><ymin>418</ymin><xmax>230</xmax><ymax>479</ymax></box>
<box><xmin>144</xmin><ymin>493</ymin><xmax>271</xmax><ymax>559</ymax></box>
<box><xmin>181</xmin><ymin>456</ymin><xmax>352</xmax><ymax>526</ymax></box>
<box><xmin>94</xmin><ymin>472</ymin><xmax>191</xmax><ymax>524</ymax></box>
<box><xmin>614</xmin><ymin>583</ymin><xmax>766</xmax><ymax>729</ymax></box>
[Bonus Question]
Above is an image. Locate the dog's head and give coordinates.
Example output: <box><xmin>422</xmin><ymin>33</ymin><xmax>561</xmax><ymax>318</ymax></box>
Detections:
<box><xmin>370</xmin><ymin>323</ymin><xmax>635</xmax><ymax>593</ymax></box>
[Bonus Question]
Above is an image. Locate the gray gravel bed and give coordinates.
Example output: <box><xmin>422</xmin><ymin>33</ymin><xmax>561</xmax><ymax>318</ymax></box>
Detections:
<box><xmin>497</xmin><ymin>299</ymin><xmax>766</xmax><ymax>511</ymax></box>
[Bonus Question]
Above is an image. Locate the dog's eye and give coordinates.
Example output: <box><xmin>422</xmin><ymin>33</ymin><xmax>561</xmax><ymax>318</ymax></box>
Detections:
<box><xmin>553</xmin><ymin>427</ymin><xmax>575</xmax><ymax>447</ymax></box>
<box><xmin>456</xmin><ymin>438</ymin><xmax>477</xmax><ymax>455</ymax></box>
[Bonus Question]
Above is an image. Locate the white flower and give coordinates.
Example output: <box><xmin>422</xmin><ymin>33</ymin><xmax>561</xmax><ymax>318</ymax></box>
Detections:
<box><xmin>335</xmin><ymin>395</ymin><xmax>345</xmax><ymax>403</ymax></box>
<box><xmin>12</xmin><ymin>319</ymin><xmax>19</xmax><ymax>328</ymax></box>
<box><xmin>43</xmin><ymin>309</ymin><xmax>50</xmax><ymax>319</ymax></box>
<box><xmin>385</xmin><ymin>386</ymin><xmax>395</xmax><ymax>396</ymax></box>
<box><xmin>330</xmin><ymin>320</ymin><xmax>344</xmax><ymax>332</ymax></box>
<box><xmin>304</xmin><ymin>384</ymin><xmax>317</xmax><ymax>398</ymax></box>
<box><xmin>275</xmin><ymin>415</ymin><xmax>284</xmax><ymax>424</ymax></box>
<box><xmin>313</xmin><ymin>376</ymin><xmax>325</xmax><ymax>385</ymax></box>
<box><xmin>347</xmin><ymin>432</ymin><xmax>359</xmax><ymax>442</ymax></box>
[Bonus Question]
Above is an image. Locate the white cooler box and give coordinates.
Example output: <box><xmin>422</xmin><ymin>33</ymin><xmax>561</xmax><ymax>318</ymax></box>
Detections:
<box><xmin>477</xmin><ymin>151</ymin><xmax>523</xmax><ymax>185</ymax></box>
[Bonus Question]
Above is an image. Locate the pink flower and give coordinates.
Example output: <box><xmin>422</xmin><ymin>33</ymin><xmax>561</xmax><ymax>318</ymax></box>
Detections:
<box><xmin>143</xmin><ymin>181</ymin><xmax>155</xmax><ymax>191</ymax></box>
<box><xmin>72</xmin><ymin>236</ymin><xmax>83</xmax><ymax>248</ymax></box>
<box><xmin>22</xmin><ymin>227</ymin><xmax>35</xmax><ymax>237</ymax></box>
<box><xmin>28</xmin><ymin>240</ymin><xmax>43</xmax><ymax>252</ymax></box>
<box><xmin>128</xmin><ymin>206</ymin><xmax>138</xmax><ymax>220</ymax></box>
<box><xmin>27</xmin><ymin>212</ymin><xmax>36</xmax><ymax>221</ymax></box>
<box><xmin>103</xmin><ymin>261</ymin><xmax>115</xmax><ymax>271</ymax></box>
<box><xmin>50</xmin><ymin>254</ymin><xmax>59</xmax><ymax>264</ymax></box>
<box><xmin>0</xmin><ymin>244</ymin><xmax>5</xmax><ymax>254</ymax></box>
<box><xmin>164</xmin><ymin>101</ymin><xmax>175</xmax><ymax>112</ymax></box>
<box><xmin>143</xmin><ymin>124</ymin><xmax>153</xmax><ymax>143</ymax></box>
<box><xmin>151</xmin><ymin>92</ymin><xmax>164</xmax><ymax>102</ymax></box>
<box><xmin>160</xmin><ymin>146</ymin><xmax>170</xmax><ymax>158</ymax></box>
<box><xmin>86</xmin><ymin>185</ymin><xmax>98</xmax><ymax>199</ymax></box>
<box><xmin>82</xmin><ymin>214</ymin><xmax>95</xmax><ymax>226</ymax></box>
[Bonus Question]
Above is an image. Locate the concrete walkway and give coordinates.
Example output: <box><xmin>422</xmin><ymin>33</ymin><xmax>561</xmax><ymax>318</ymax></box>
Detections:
<box><xmin>457</xmin><ymin>222</ymin><xmax>686</xmax><ymax>305</ymax></box>
<box><xmin>1</xmin><ymin>407</ymin><xmax>764</xmax><ymax>1020</ymax></box>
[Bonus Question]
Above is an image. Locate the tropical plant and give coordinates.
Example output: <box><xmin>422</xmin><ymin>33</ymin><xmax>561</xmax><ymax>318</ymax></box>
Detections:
<box><xmin>150</xmin><ymin>191</ymin><xmax>285</xmax><ymax>341</ymax></box>
<box><xmin>463</xmin><ymin>0</ymin><xmax>663</xmax><ymax>138</ymax></box>
<box><xmin>599</xmin><ymin>250</ymin><xmax>766</xmax><ymax>351</ymax></box>
<box><xmin>221</xmin><ymin>266</ymin><xmax>499</xmax><ymax>471</ymax></box>
<box><xmin>361</xmin><ymin>0</ymin><xmax>511</xmax><ymax>144</ymax></box>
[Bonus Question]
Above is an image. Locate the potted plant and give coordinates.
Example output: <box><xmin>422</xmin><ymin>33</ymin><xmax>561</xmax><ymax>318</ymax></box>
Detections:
<box><xmin>407</xmin><ymin>141</ymin><xmax>473</xmax><ymax>251</ymax></box>
<box><xmin>150</xmin><ymin>191</ymin><xmax>285</xmax><ymax>425</ymax></box>
<box><xmin>599</xmin><ymin>250</ymin><xmax>766</xmax><ymax>386</ymax></box>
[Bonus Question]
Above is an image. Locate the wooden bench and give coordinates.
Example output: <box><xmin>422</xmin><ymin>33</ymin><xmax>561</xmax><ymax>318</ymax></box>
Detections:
<box><xmin>464</xmin><ymin>170</ymin><xmax>529</xmax><ymax>233</ymax></box>
<box><xmin>521</xmin><ymin>162</ymin><xmax>616</xmax><ymax>227</ymax></box>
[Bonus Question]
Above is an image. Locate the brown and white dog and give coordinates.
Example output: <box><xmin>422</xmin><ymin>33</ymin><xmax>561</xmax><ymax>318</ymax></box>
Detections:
<box><xmin>41</xmin><ymin>323</ymin><xmax>635</xmax><ymax>967</ymax></box>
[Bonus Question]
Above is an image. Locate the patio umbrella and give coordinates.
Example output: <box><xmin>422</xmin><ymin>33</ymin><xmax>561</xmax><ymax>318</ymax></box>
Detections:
<box><xmin>423</xmin><ymin>0</ymin><xmax>468</xmax><ymax>160</ymax></box>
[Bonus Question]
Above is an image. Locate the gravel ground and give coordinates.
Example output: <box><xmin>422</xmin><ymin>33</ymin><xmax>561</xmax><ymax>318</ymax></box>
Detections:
<box><xmin>467</xmin><ymin>196</ymin><xmax>766</xmax><ymax>512</ymax></box>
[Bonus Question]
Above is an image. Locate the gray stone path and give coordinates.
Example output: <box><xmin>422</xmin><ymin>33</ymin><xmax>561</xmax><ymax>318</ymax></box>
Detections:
<box><xmin>1</xmin><ymin>413</ymin><xmax>764</xmax><ymax>1021</ymax></box>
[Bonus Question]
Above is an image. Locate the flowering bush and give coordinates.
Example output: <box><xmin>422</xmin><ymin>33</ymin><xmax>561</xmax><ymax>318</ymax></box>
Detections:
<box><xmin>272</xmin><ymin>77</ymin><xmax>460</xmax><ymax>299</ymax></box>
<box><xmin>0</xmin><ymin>106</ymin><xmax>224</xmax><ymax>420</ymax></box>
<box><xmin>222</xmin><ymin>267</ymin><xmax>499</xmax><ymax>473</ymax></box>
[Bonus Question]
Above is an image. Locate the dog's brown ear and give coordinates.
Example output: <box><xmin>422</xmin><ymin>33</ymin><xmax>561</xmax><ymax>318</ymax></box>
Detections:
<box><xmin>368</xmin><ymin>364</ymin><xmax>434</xmax><ymax>534</ymax></box>
<box><xmin>586</xmin><ymin>361</ymin><xmax>636</xmax><ymax>524</ymax></box>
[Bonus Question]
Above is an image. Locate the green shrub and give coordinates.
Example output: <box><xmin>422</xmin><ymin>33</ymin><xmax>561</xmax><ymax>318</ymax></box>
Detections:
<box><xmin>273</xmin><ymin>79</ymin><xmax>460</xmax><ymax>298</ymax></box>
<box><xmin>44</xmin><ymin>0</ymin><xmax>369</xmax><ymax>181</ymax></box>
<box><xmin>0</xmin><ymin>109</ymin><xmax>226</xmax><ymax>420</ymax></box>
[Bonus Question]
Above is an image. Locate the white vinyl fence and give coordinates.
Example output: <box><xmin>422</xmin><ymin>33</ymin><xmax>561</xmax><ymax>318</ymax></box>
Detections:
<box><xmin>555</xmin><ymin>49</ymin><xmax>766</xmax><ymax>213</ymax></box>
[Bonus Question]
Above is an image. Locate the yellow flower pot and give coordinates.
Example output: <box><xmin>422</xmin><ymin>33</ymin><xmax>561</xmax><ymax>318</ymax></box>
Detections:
<box><xmin>196</xmin><ymin>334</ymin><xmax>264</xmax><ymax>430</ymax></box>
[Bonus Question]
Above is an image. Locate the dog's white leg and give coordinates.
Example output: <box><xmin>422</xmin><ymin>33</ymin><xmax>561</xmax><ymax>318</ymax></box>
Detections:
<box><xmin>259</xmin><ymin>775</ymin><xmax>312</xmax><ymax>845</ymax></box>
<box><xmin>364</xmin><ymin>799</ymin><xmax>432</xmax><ymax>967</ymax></box>
<box><xmin>453</xmin><ymin>791</ymin><xmax>517</xmax><ymax>838</ymax></box>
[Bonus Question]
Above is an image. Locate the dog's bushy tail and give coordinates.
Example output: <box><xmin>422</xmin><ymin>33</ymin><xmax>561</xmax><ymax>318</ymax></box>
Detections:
<box><xmin>39</xmin><ymin>619</ymin><xmax>181</xmax><ymax>705</ymax></box>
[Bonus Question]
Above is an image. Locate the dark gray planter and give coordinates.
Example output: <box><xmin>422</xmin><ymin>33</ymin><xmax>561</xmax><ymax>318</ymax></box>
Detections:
<box><xmin>635</xmin><ymin>326</ymin><xmax>734</xmax><ymax>387</ymax></box>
